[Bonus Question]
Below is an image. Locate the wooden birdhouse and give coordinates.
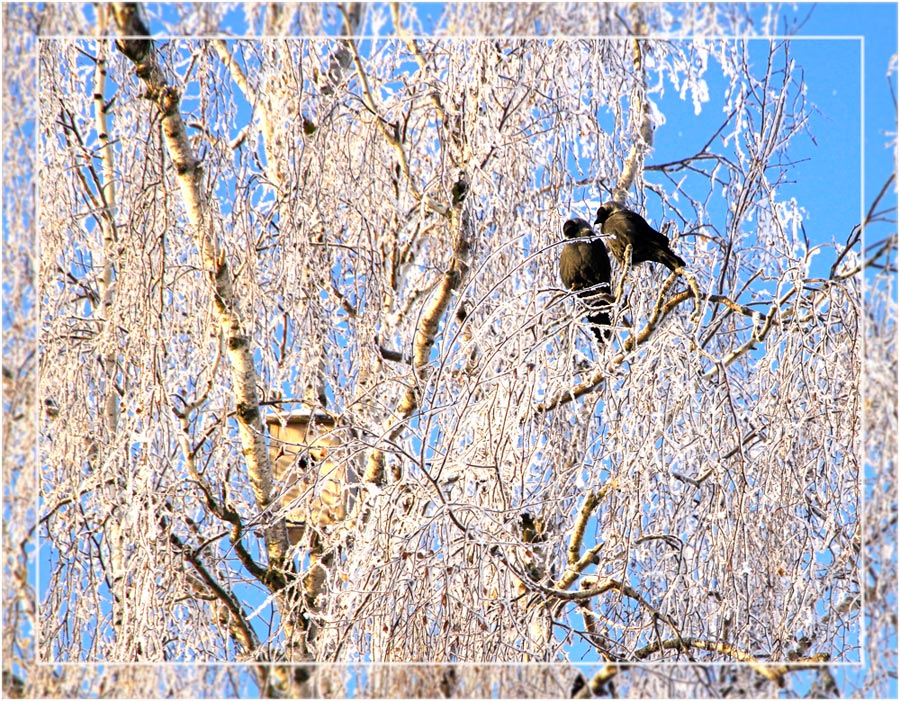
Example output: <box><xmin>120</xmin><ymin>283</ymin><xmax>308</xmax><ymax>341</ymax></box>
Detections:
<box><xmin>266</xmin><ymin>411</ymin><xmax>357</xmax><ymax>547</ymax></box>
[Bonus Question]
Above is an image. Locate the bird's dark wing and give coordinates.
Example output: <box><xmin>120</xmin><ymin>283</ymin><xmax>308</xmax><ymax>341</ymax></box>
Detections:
<box><xmin>609</xmin><ymin>210</ymin><xmax>685</xmax><ymax>271</ymax></box>
<box><xmin>586</xmin><ymin>307</ymin><xmax>612</xmax><ymax>343</ymax></box>
<box><xmin>612</xmin><ymin>209</ymin><xmax>666</xmax><ymax>243</ymax></box>
<box><xmin>559</xmin><ymin>242</ymin><xmax>589</xmax><ymax>291</ymax></box>
<box><xmin>560</xmin><ymin>240</ymin><xmax>611</xmax><ymax>293</ymax></box>
<box><xmin>588</xmin><ymin>239</ymin><xmax>612</xmax><ymax>290</ymax></box>
<box><xmin>657</xmin><ymin>247</ymin><xmax>686</xmax><ymax>271</ymax></box>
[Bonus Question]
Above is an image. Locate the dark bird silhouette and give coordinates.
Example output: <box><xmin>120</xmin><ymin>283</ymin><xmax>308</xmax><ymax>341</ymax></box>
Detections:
<box><xmin>594</xmin><ymin>201</ymin><xmax>686</xmax><ymax>272</ymax></box>
<box><xmin>519</xmin><ymin>512</ymin><xmax>546</xmax><ymax>544</ymax></box>
<box><xmin>560</xmin><ymin>218</ymin><xmax>613</xmax><ymax>343</ymax></box>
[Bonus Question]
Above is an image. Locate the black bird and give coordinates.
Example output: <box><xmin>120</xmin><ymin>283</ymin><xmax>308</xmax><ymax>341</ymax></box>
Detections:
<box><xmin>560</xmin><ymin>218</ymin><xmax>613</xmax><ymax>343</ymax></box>
<box><xmin>594</xmin><ymin>201</ymin><xmax>686</xmax><ymax>272</ymax></box>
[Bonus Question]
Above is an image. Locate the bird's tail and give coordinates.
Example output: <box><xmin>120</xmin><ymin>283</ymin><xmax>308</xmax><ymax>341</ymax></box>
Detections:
<box><xmin>586</xmin><ymin>308</ymin><xmax>611</xmax><ymax>344</ymax></box>
<box><xmin>662</xmin><ymin>248</ymin><xmax>687</xmax><ymax>273</ymax></box>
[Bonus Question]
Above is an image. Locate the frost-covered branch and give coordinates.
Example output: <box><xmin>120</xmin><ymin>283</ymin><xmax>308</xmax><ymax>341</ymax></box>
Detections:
<box><xmin>110</xmin><ymin>3</ymin><xmax>289</xmax><ymax>565</ymax></box>
<box><xmin>555</xmin><ymin>482</ymin><xmax>617</xmax><ymax>591</ymax></box>
<box><xmin>364</xmin><ymin>210</ymin><xmax>471</xmax><ymax>483</ymax></box>
<box><xmin>169</xmin><ymin>530</ymin><xmax>259</xmax><ymax>654</ymax></box>
<box><xmin>612</xmin><ymin>4</ymin><xmax>653</xmax><ymax>201</ymax></box>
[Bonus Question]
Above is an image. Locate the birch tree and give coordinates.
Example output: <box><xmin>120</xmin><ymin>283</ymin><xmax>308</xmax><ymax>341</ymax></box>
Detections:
<box><xmin>3</xmin><ymin>2</ymin><xmax>896</xmax><ymax>698</ymax></box>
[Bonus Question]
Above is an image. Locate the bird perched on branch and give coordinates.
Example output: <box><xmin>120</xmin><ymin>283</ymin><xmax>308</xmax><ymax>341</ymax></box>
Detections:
<box><xmin>594</xmin><ymin>201</ymin><xmax>686</xmax><ymax>272</ymax></box>
<box><xmin>559</xmin><ymin>218</ymin><xmax>613</xmax><ymax>344</ymax></box>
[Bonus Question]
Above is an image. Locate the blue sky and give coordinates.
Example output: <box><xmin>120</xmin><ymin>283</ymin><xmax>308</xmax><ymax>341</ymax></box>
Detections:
<box><xmin>781</xmin><ymin>3</ymin><xmax>896</xmax><ymax>249</ymax></box>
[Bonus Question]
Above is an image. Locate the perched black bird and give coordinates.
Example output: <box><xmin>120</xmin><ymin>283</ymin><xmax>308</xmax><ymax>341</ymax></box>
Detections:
<box><xmin>594</xmin><ymin>201</ymin><xmax>686</xmax><ymax>272</ymax></box>
<box><xmin>560</xmin><ymin>218</ymin><xmax>613</xmax><ymax>343</ymax></box>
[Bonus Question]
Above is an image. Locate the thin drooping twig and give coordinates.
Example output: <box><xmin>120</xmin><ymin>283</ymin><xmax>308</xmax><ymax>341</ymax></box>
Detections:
<box><xmin>343</xmin><ymin>24</ymin><xmax>448</xmax><ymax>218</ymax></box>
<box><xmin>574</xmin><ymin>637</ymin><xmax>828</xmax><ymax>698</ymax></box>
<box><xmin>532</xmin><ymin>277</ymin><xmax>800</xmax><ymax>415</ymax></box>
